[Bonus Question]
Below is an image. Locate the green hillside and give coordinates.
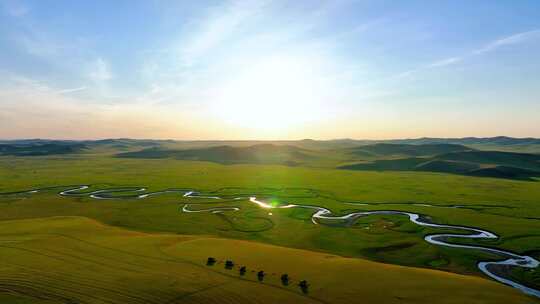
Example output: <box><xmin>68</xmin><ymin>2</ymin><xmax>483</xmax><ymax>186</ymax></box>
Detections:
<box><xmin>1</xmin><ymin>155</ymin><xmax>539</xmax><ymax>302</ymax></box>
<box><xmin>116</xmin><ymin>144</ymin><xmax>318</xmax><ymax>166</ymax></box>
<box><xmin>349</xmin><ymin>143</ymin><xmax>472</xmax><ymax>157</ymax></box>
<box><xmin>0</xmin><ymin>142</ymin><xmax>87</xmax><ymax>156</ymax></box>
<box><xmin>340</xmin><ymin>147</ymin><xmax>540</xmax><ymax>180</ymax></box>
<box><xmin>2</xmin><ymin>140</ymin><xmax>539</xmax><ymax>180</ymax></box>
<box><xmin>437</xmin><ymin>151</ymin><xmax>540</xmax><ymax>170</ymax></box>
<box><xmin>0</xmin><ymin>216</ymin><xmax>531</xmax><ymax>304</ymax></box>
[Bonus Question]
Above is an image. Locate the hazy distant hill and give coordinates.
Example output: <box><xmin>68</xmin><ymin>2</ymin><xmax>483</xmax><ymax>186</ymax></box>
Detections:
<box><xmin>340</xmin><ymin>146</ymin><xmax>540</xmax><ymax>180</ymax></box>
<box><xmin>0</xmin><ymin>142</ymin><xmax>87</xmax><ymax>156</ymax></box>
<box><xmin>437</xmin><ymin>151</ymin><xmax>540</xmax><ymax>170</ymax></box>
<box><xmin>389</xmin><ymin>136</ymin><xmax>540</xmax><ymax>146</ymax></box>
<box><xmin>2</xmin><ymin>138</ymin><xmax>539</xmax><ymax>179</ymax></box>
<box><xmin>2</xmin><ymin>136</ymin><xmax>539</xmax><ymax>152</ymax></box>
<box><xmin>349</xmin><ymin>143</ymin><xmax>472</xmax><ymax>157</ymax></box>
<box><xmin>116</xmin><ymin>144</ymin><xmax>317</xmax><ymax>165</ymax></box>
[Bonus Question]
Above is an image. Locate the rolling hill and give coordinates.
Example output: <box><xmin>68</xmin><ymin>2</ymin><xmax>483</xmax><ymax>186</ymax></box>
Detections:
<box><xmin>0</xmin><ymin>216</ymin><xmax>532</xmax><ymax>304</ymax></box>
<box><xmin>340</xmin><ymin>146</ymin><xmax>540</xmax><ymax>180</ymax></box>
<box><xmin>390</xmin><ymin>136</ymin><xmax>540</xmax><ymax>146</ymax></box>
<box><xmin>348</xmin><ymin>143</ymin><xmax>473</xmax><ymax>157</ymax></box>
<box><xmin>115</xmin><ymin>143</ymin><xmax>540</xmax><ymax>179</ymax></box>
<box><xmin>116</xmin><ymin>144</ymin><xmax>317</xmax><ymax>165</ymax></box>
<box><xmin>437</xmin><ymin>151</ymin><xmax>540</xmax><ymax>170</ymax></box>
<box><xmin>2</xmin><ymin>136</ymin><xmax>540</xmax><ymax>154</ymax></box>
<box><xmin>2</xmin><ymin>139</ymin><xmax>539</xmax><ymax>180</ymax></box>
<box><xmin>0</xmin><ymin>142</ymin><xmax>87</xmax><ymax>156</ymax></box>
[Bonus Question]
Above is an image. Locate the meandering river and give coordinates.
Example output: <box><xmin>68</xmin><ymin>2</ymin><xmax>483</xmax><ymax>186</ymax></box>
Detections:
<box><xmin>3</xmin><ymin>185</ymin><xmax>538</xmax><ymax>298</ymax></box>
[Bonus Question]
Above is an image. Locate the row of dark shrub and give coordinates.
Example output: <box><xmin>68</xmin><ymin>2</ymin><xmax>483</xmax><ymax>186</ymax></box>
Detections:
<box><xmin>207</xmin><ymin>257</ymin><xmax>309</xmax><ymax>293</ymax></box>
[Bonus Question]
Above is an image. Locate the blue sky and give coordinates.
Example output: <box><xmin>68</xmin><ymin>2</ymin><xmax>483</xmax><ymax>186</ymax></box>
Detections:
<box><xmin>1</xmin><ymin>0</ymin><xmax>539</xmax><ymax>139</ymax></box>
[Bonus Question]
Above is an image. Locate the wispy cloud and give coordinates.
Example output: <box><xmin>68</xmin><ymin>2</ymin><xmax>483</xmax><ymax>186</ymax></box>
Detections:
<box><xmin>1</xmin><ymin>1</ymin><xmax>539</xmax><ymax>139</ymax></box>
<box><xmin>17</xmin><ymin>31</ymin><xmax>65</xmax><ymax>58</ymax></box>
<box><xmin>428</xmin><ymin>56</ymin><xmax>463</xmax><ymax>68</ymax></box>
<box><xmin>57</xmin><ymin>86</ymin><xmax>87</xmax><ymax>94</ymax></box>
<box><xmin>434</xmin><ymin>29</ymin><xmax>540</xmax><ymax>67</ymax></box>
<box><xmin>136</xmin><ymin>0</ymin><xmax>351</xmax><ymax>108</ymax></box>
<box><xmin>394</xmin><ymin>29</ymin><xmax>540</xmax><ymax>80</ymax></box>
<box><xmin>473</xmin><ymin>29</ymin><xmax>540</xmax><ymax>54</ymax></box>
<box><xmin>179</xmin><ymin>0</ymin><xmax>270</xmax><ymax>66</ymax></box>
<box><xmin>88</xmin><ymin>58</ymin><xmax>112</xmax><ymax>82</ymax></box>
<box><xmin>2</xmin><ymin>0</ymin><xmax>29</xmax><ymax>17</ymax></box>
<box><xmin>0</xmin><ymin>77</ymin><xmax>221</xmax><ymax>140</ymax></box>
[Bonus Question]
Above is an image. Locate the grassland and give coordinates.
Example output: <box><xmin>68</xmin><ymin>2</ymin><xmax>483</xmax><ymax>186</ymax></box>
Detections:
<box><xmin>0</xmin><ymin>147</ymin><xmax>539</xmax><ymax>303</ymax></box>
<box><xmin>0</xmin><ymin>216</ymin><xmax>533</xmax><ymax>304</ymax></box>
<box><xmin>114</xmin><ymin>142</ymin><xmax>540</xmax><ymax>180</ymax></box>
<box><xmin>3</xmin><ymin>139</ymin><xmax>540</xmax><ymax>179</ymax></box>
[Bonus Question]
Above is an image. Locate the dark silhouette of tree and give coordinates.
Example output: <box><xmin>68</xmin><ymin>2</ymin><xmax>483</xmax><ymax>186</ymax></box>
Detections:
<box><xmin>257</xmin><ymin>270</ymin><xmax>265</xmax><ymax>282</ymax></box>
<box><xmin>206</xmin><ymin>257</ymin><xmax>216</xmax><ymax>266</ymax></box>
<box><xmin>280</xmin><ymin>274</ymin><xmax>289</xmax><ymax>286</ymax></box>
<box><xmin>225</xmin><ymin>260</ymin><xmax>234</xmax><ymax>269</ymax></box>
<box><xmin>298</xmin><ymin>280</ymin><xmax>309</xmax><ymax>294</ymax></box>
<box><xmin>239</xmin><ymin>266</ymin><xmax>246</xmax><ymax>276</ymax></box>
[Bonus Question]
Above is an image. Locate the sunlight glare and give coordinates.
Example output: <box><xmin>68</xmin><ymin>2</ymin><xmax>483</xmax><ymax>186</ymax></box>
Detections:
<box><xmin>213</xmin><ymin>55</ymin><xmax>328</xmax><ymax>134</ymax></box>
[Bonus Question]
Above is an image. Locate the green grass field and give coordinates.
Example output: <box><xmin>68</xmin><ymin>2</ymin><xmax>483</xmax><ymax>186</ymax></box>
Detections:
<box><xmin>0</xmin><ymin>216</ymin><xmax>533</xmax><ymax>304</ymax></box>
<box><xmin>1</xmin><ymin>152</ymin><xmax>539</xmax><ymax>303</ymax></box>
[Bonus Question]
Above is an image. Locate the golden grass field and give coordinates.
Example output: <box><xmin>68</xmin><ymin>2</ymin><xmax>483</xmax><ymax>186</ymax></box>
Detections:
<box><xmin>0</xmin><ymin>216</ymin><xmax>533</xmax><ymax>304</ymax></box>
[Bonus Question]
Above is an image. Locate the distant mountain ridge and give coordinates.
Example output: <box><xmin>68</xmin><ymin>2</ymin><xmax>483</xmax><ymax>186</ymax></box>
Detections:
<box><xmin>1</xmin><ymin>138</ymin><xmax>539</xmax><ymax>180</ymax></box>
<box><xmin>2</xmin><ymin>136</ymin><xmax>539</xmax><ymax>147</ymax></box>
<box><xmin>116</xmin><ymin>144</ymin><xmax>316</xmax><ymax>166</ymax></box>
<box><xmin>386</xmin><ymin>136</ymin><xmax>540</xmax><ymax>146</ymax></box>
<box><xmin>0</xmin><ymin>142</ymin><xmax>87</xmax><ymax>156</ymax></box>
<box><xmin>349</xmin><ymin>143</ymin><xmax>472</xmax><ymax>157</ymax></box>
<box><xmin>339</xmin><ymin>149</ymin><xmax>540</xmax><ymax>180</ymax></box>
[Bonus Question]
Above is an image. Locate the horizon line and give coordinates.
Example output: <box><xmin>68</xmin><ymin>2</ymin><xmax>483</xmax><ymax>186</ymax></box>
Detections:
<box><xmin>1</xmin><ymin>135</ymin><xmax>540</xmax><ymax>142</ymax></box>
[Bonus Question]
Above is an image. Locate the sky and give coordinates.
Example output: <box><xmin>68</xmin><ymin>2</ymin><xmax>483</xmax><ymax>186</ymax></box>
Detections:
<box><xmin>1</xmin><ymin>0</ymin><xmax>540</xmax><ymax>140</ymax></box>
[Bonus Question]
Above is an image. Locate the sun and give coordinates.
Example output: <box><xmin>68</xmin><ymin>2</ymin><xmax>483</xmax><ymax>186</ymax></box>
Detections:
<box><xmin>212</xmin><ymin>55</ymin><xmax>328</xmax><ymax>135</ymax></box>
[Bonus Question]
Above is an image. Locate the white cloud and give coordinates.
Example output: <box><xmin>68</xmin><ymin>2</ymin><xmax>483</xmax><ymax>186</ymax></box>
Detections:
<box><xmin>0</xmin><ymin>77</ymin><xmax>211</xmax><ymax>139</ymax></box>
<box><xmin>136</xmin><ymin>0</ymin><xmax>370</xmax><ymax>111</ymax></box>
<box><xmin>88</xmin><ymin>58</ymin><xmax>112</xmax><ymax>82</ymax></box>
<box><xmin>57</xmin><ymin>86</ymin><xmax>87</xmax><ymax>94</ymax></box>
<box><xmin>473</xmin><ymin>29</ymin><xmax>540</xmax><ymax>54</ymax></box>
<box><xmin>16</xmin><ymin>31</ymin><xmax>64</xmax><ymax>58</ymax></box>
<box><xmin>179</xmin><ymin>0</ymin><xmax>269</xmax><ymax>66</ymax></box>
<box><xmin>428</xmin><ymin>57</ymin><xmax>462</xmax><ymax>68</ymax></box>
<box><xmin>393</xmin><ymin>29</ymin><xmax>540</xmax><ymax>80</ymax></box>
